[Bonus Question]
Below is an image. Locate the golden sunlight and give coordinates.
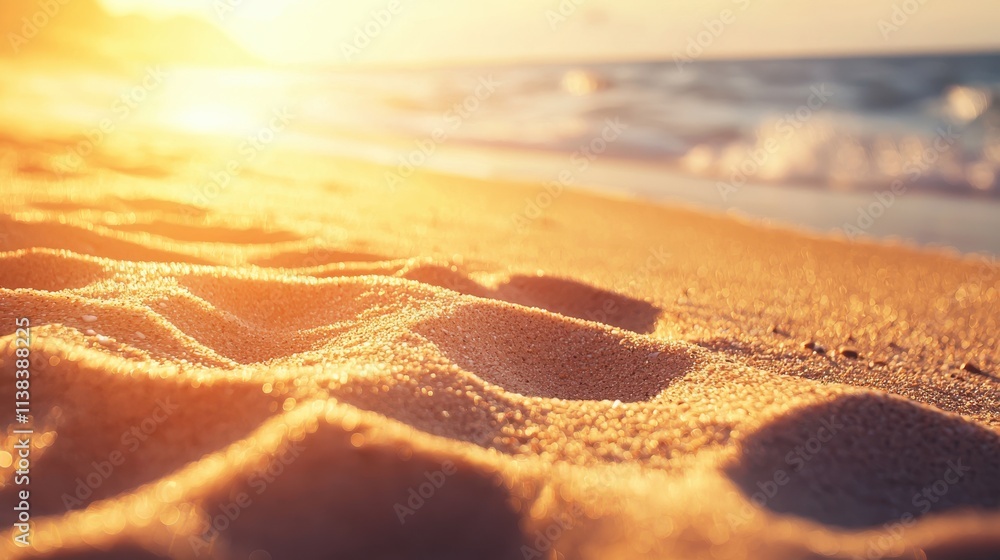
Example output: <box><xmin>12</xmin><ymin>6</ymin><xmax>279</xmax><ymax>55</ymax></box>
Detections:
<box><xmin>2</xmin><ymin>1</ymin><xmax>1000</xmax><ymax>559</ymax></box>
<box><xmin>97</xmin><ymin>0</ymin><xmax>1000</xmax><ymax>65</ymax></box>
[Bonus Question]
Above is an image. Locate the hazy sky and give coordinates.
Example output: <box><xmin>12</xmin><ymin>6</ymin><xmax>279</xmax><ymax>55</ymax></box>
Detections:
<box><xmin>101</xmin><ymin>0</ymin><xmax>1000</xmax><ymax>65</ymax></box>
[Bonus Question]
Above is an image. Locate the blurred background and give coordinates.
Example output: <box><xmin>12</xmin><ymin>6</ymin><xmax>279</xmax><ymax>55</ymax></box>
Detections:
<box><xmin>2</xmin><ymin>0</ymin><xmax>999</xmax><ymax>253</ymax></box>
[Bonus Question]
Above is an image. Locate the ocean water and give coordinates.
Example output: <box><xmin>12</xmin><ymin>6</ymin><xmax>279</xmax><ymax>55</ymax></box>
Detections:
<box><xmin>4</xmin><ymin>52</ymin><xmax>1000</xmax><ymax>253</ymax></box>
<box><xmin>283</xmin><ymin>52</ymin><xmax>1000</xmax><ymax>254</ymax></box>
<box><xmin>286</xmin><ymin>53</ymin><xmax>1000</xmax><ymax>199</ymax></box>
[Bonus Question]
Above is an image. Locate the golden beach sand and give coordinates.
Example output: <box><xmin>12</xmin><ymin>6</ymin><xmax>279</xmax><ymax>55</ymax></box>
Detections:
<box><xmin>1</xmin><ymin>151</ymin><xmax>999</xmax><ymax>559</ymax></box>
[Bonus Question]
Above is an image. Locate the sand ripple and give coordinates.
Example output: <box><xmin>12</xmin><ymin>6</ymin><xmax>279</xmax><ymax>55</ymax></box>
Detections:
<box><xmin>2</xmin><ymin>192</ymin><xmax>999</xmax><ymax>560</ymax></box>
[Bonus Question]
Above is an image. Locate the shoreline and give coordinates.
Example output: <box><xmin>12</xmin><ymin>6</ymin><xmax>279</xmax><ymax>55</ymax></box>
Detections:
<box><xmin>274</xmin><ymin>134</ymin><xmax>1000</xmax><ymax>257</ymax></box>
<box><xmin>1</xmin><ymin>149</ymin><xmax>999</xmax><ymax>558</ymax></box>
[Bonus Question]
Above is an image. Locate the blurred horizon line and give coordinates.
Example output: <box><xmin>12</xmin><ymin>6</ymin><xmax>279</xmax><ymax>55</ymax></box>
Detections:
<box><xmin>276</xmin><ymin>46</ymin><xmax>1000</xmax><ymax>72</ymax></box>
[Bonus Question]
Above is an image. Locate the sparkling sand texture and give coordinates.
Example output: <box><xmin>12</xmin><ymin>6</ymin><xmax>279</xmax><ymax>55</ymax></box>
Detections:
<box><xmin>1</xmin><ymin>154</ymin><xmax>999</xmax><ymax>560</ymax></box>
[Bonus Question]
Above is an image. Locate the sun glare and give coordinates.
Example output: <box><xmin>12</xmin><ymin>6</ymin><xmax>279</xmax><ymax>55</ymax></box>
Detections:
<box><xmin>95</xmin><ymin>0</ymin><xmax>1000</xmax><ymax>66</ymax></box>
<box><xmin>164</xmin><ymin>103</ymin><xmax>257</xmax><ymax>135</ymax></box>
<box><xmin>142</xmin><ymin>67</ymin><xmax>291</xmax><ymax>137</ymax></box>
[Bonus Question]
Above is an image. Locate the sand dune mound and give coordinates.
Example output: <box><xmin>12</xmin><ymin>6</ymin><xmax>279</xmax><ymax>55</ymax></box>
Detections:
<box><xmin>194</xmin><ymin>417</ymin><xmax>526</xmax><ymax>560</ymax></box>
<box><xmin>415</xmin><ymin>303</ymin><xmax>689</xmax><ymax>401</ymax></box>
<box><xmin>0</xmin><ymin>250</ymin><xmax>111</xmax><ymax>292</ymax></box>
<box><xmin>0</xmin><ymin>339</ymin><xmax>278</xmax><ymax>523</ymax></box>
<box><xmin>1</xmin><ymin>187</ymin><xmax>999</xmax><ymax>559</ymax></box>
<box><xmin>726</xmin><ymin>393</ymin><xmax>1000</xmax><ymax>528</ymax></box>
<box><xmin>394</xmin><ymin>262</ymin><xmax>662</xmax><ymax>334</ymax></box>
